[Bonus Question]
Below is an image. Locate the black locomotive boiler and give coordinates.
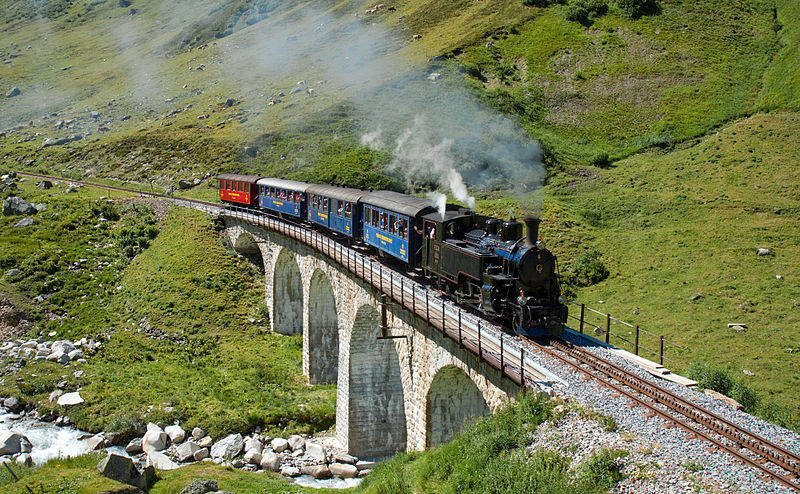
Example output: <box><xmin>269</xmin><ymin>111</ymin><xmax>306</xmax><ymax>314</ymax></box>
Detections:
<box><xmin>419</xmin><ymin>209</ymin><xmax>567</xmax><ymax>337</ymax></box>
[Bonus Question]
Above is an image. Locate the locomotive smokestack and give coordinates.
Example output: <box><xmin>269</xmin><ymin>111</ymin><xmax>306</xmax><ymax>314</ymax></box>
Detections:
<box><xmin>524</xmin><ymin>216</ymin><xmax>540</xmax><ymax>247</ymax></box>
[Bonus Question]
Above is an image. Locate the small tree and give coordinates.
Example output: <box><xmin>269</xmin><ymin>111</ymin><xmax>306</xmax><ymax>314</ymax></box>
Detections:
<box><xmin>614</xmin><ymin>0</ymin><xmax>660</xmax><ymax>18</ymax></box>
<box><xmin>566</xmin><ymin>0</ymin><xmax>608</xmax><ymax>27</ymax></box>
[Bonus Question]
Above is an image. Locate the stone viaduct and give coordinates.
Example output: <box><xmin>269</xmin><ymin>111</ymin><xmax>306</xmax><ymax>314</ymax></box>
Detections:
<box><xmin>225</xmin><ymin>219</ymin><xmax>521</xmax><ymax>457</ymax></box>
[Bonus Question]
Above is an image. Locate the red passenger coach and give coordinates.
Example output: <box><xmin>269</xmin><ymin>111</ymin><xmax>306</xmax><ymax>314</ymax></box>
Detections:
<box><xmin>217</xmin><ymin>173</ymin><xmax>262</xmax><ymax>207</ymax></box>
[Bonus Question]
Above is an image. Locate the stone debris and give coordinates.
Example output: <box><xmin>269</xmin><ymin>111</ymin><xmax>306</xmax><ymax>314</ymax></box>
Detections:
<box><xmin>757</xmin><ymin>248</ymin><xmax>771</xmax><ymax>256</ymax></box>
<box><xmin>57</xmin><ymin>391</ymin><xmax>84</xmax><ymax>407</ymax></box>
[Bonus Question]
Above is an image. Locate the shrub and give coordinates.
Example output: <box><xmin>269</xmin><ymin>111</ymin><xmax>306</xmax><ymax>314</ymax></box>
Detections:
<box><xmin>566</xmin><ymin>0</ymin><xmax>608</xmax><ymax>26</ymax></box>
<box><xmin>614</xmin><ymin>0</ymin><xmax>660</xmax><ymax>18</ymax></box>
<box><xmin>687</xmin><ymin>361</ymin><xmax>733</xmax><ymax>396</ymax></box>
<box><xmin>575</xmin><ymin>449</ymin><xmax>626</xmax><ymax>489</ymax></box>
<box><xmin>571</xmin><ymin>249</ymin><xmax>609</xmax><ymax>286</ymax></box>
<box><xmin>590</xmin><ymin>151</ymin><xmax>611</xmax><ymax>168</ymax></box>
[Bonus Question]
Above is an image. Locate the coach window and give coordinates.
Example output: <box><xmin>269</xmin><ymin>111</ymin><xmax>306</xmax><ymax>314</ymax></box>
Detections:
<box><xmin>364</xmin><ymin>208</ymin><xmax>370</xmax><ymax>224</ymax></box>
<box><xmin>372</xmin><ymin>208</ymin><xmax>379</xmax><ymax>227</ymax></box>
<box><xmin>389</xmin><ymin>214</ymin><xmax>397</xmax><ymax>235</ymax></box>
<box><xmin>398</xmin><ymin>218</ymin><xmax>408</xmax><ymax>238</ymax></box>
<box><xmin>323</xmin><ymin>198</ymin><xmax>329</xmax><ymax>210</ymax></box>
<box><xmin>345</xmin><ymin>202</ymin><xmax>352</xmax><ymax>219</ymax></box>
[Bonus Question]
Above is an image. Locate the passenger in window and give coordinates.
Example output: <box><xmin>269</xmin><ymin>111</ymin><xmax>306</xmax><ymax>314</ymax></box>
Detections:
<box><xmin>345</xmin><ymin>203</ymin><xmax>352</xmax><ymax>218</ymax></box>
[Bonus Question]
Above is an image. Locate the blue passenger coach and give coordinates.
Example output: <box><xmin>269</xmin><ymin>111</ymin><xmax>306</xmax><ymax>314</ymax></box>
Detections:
<box><xmin>361</xmin><ymin>191</ymin><xmax>437</xmax><ymax>265</ymax></box>
<box><xmin>306</xmin><ymin>184</ymin><xmax>366</xmax><ymax>239</ymax></box>
<box><xmin>256</xmin><ymin>178</ymin><xmax>310</xmax><ymax>219</ymax></box>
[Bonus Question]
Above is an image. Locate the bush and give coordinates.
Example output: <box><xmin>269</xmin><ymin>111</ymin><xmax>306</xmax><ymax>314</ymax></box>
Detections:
<box><xmin>566</xmin><ymin>0</ymin><xmax>608</xmax><ymax>26</ymax></box>
<box><xmin>687</xmin><ymin>361</ymin><xmax>733</xmax><ymax>396</ymax></box>
<box><xmin>575</xmin><ymin>449</ymin><xmax>626</xmax><ymax>489</ymax></box>
<box><xmin>571</xmin><ymin>249</ymin><xmax>609</xmax><ymax>286</ymax></box>
<box><xmin>613</xmin><ymin>0</ymin><xmax>660</xmax><ymax>18</ymax></box>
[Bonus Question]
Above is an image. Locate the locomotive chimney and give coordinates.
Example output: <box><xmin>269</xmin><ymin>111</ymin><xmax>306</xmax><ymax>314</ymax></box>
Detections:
<box><xmin>524</xmin><ymin>216</ymin><xmax>540</xmax><ymax>247</ymax></box>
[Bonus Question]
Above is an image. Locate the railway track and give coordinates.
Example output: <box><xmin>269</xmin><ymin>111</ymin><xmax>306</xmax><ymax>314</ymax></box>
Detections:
<box><xmin>526</xmin><ymin>336</ymin><xmax>800</xmax><ymax>492</ymax></box>
<box><xmin>13</xmin><ymin>170</ymin><xmax>800</xmax><ymax>491</ymax></box>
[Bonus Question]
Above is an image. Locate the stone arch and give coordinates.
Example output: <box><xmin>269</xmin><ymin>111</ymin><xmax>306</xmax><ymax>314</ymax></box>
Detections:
<box><xmin>426</xmin><ymin>365</ymin><xmax>489</xmax><ymax>447</ymax></box>
<box><xmin>272</xmin><ymin>247</ymin><xmax>303</xmax><ymax>335</ymax></box>
<box><xmin>307</xmin><ymin>269</ymin><xmax>338</xmax><ymax>384</ymax></box>
<box><xmin>347</xmin><ymin>304</ymin><xmax>407</xmax><ymax>457</ymax></box>
<box><xmin>232</xmin><ymin>231</ymin><xmax>263</xmax><ymax>272</ymax></box>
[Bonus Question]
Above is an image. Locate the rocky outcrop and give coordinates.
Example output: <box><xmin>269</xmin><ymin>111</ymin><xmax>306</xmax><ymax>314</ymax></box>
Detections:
<box><xmin>2</xmin><ymin>196</ymin><xmax>35</xmax><ymax>216</ymax></box>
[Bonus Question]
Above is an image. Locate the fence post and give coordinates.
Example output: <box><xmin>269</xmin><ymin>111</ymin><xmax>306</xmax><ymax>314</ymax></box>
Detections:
<box><xmin>442</xmin><ymin>298</ymin><xmax>446</xmax><ymax>333</ymax></box>
<box><xmin>413</xmin><ymin>283</ymin><xmax>416</xmax><ymax>315</ymax></box>
<box><xmin>659</xmin><ymin>335</ymin><xmax>664</xmax><ymax>365</ymax></box>
<box><xmin>634</xmin><ymin>326</ymin><xmax>639</xmax><ymax>356</ymax></box>
<box><xmin>401</xmin><ymin>277</ymin><xmax>404</xmax><ymax>308</ymax></box>
<box><xmin>520</xmin><ymin>347</ymin><xmax>525</xmax><ymax>386</ymax></box>
<box><xmin>605</xmin><ymin>313</ymin><xmax>611</xmax><ymax>344</ymax></box>
<box><xmin>390</xmin><ymin>270</ymin><xmax>394</xmax><ymax>301</ymax></box>
<box><xmin>500</xmin><ymin>332</ymin><xmax>504</xmax><ymax>374</ymax></box>
<box><xmin>478</xmin><ymin>320</ymin><xmax>482</xmax><ymax>361</ymax></box>
<box><xmin>579</xmin><ymin>304</ymin><xmax>585</xmax><ymax>333</ymax></box>
<box><xmin>426</xmin><ymin>289</ymin><xmax>430</xmax><ymax>327</ymax></box>
<box><xmin>458</xmin><ymin>308</ymin><xmax>462</xmax><ymax>348</ymax></box>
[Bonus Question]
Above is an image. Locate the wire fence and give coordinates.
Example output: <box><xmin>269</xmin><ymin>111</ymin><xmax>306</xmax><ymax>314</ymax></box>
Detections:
<box><xmin>566</xmin><ymin>300</ymin><xmax>685</xmax><ymax>365</ymax></box>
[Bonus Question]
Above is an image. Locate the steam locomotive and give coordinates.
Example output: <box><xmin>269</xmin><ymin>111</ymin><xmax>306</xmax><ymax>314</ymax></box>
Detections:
<box><xmin>217</xmin><ymin>174</ymin><xmax>568</xmax><ymax>336</ymax></box>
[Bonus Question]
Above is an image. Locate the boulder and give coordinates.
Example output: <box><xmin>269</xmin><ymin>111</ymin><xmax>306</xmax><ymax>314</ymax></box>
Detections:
<box><xmin>98</xmin><ymin>453</ymin><xmax>155</xmax><ymax>490</ymax></box>
<box><xmin>244</xmin><ymin>437</ymin><xmax>262</xmax><ymax>454</ymax></box>
<box><xmin>193</xmin><ymin>447</ymin><xmax>209</xmax><ymax>461</ymax></box>
<box><xmin>147</xmin><ymin>450</ymin><xmax>179</xmax><ymax>470</ymax></box>
<box><xmin>37</xmin><ymin>180</ymin><xmax>53</xmax><ymax>189</ymax></box>
<box><xmin>196</xmin><ymin>435</ymin><xmax>213</xmax><ymax>448</ymax></box>
<box><xmin>0</xmin><ymin>431</ymin><xmax>23</xmax><ymax>455</ymax></box>
<box><xmin>3</xmin><ymin>397</ymin><xmax>23</xmax><ymax>413</ymax></box>
<box><xmin>176</xmin><ymin>441</ymin><xmax>200</xmax><ymax>462</ymax></box>
<box><xmin>6</xmin><ymin>87</ymin><xmax>20</xmax><ymax>98</ymax></box>
<box><xmin>13</xmin><ymin>217</ymin><xmax>33</xmax><ymax>228</ymax></box>
<box><xmin>270</xmin><ymin>437</ymin><xmax>289</xmax><ymax>453</ymax></box>
<box><xmin>356</xmin><ymin>460</ymin><xmax>376</xmax><ymax>471</ymax></box>
<box><xmin>2</xmin><ymin>196</ymin><xmax>36</xmax><ymax>216</ymax></box>
<box><xmin>42</xmin><ymin>137</ymin><xmax>71</xmax><ymax>147</ymax></box>
<box><xmin>210</xmin><ymin>433</ymin><xmax>243</xmax><ymax>459</ymax></box>
<box><xmin>329</xmin><ymin>462</ymin><xmax>358</xmax><ymax>478</ymax></box>
<box><xmin>165</xmin><ymin>425</ymin><xmax>186</xmax><ymax>443</ymax></box>
<box><xmin>757</xmin><ymin>248</ymin><xmax>771</xmax><ymax>256</ymax></box>
<box><xmin>304</xmin><ymin>441</ymin><xmax>326</xmax><ymax>462</ymax></box>
<box><xmin>67</xmin><ymin>349</ymin><xmax>84</xmax><ymax>361</ymax></box>
<box><xmin>243</xmin><ymin>449</ymin><xmax>261</xmax><ymax>465</ymax></box>
<box><xmin>334</xmin><ymin>453</ymin><xmax>357</xmax><ymax>464</ymax></box>
<box><xmin>57</xmin><ymin>391</ymin><xmax>84</xmax><ymax>406</ymax></box>
<box><xmin>178</xmin><ymin>179</ymin><xmax>195</xmax><ymax>189</ymax></box>
<box><xmin>191</xmin><ymin>427</ymin><xmax>205</xmax><ymax>440</ymax></box>
<box><xmin>287</xmin><ymin>434</ymin><xmax>305</xmax><ymax>451</ymax></box>
<box><xmin>260</xmin><ymin>451</ymin><xmax>280</xmax><ymax>471</ymax></box>
<box><xmin>16</xmin><ymin>453</ymin><xmax>33</xmax><ymax>467</ymax></box>
<box><xmin>142</xmin><ymin>424</ymin><xmax>168</xmax><ymax>452</ymax></box>
<box><xmin>179</xmin><ymin>479</ymin><xmax>218</xmax><ymax>494</ymax></box>
<box><xmin>301</xmin><ymin>464</ymin><xmax>332</xmax><ymax>479</ymax></box>
<box><xmin>125</xmin><ymin>438</ymin><xmax>143</xmax><ymax>455</ymax></box>
<box><xmin>5</xmin><ymin>268</ymin><xmax>20</xmax><ymax>278</ymax></box>
<box><xmin>86</xmin><ymin>434</ymin><xmax>106</xmax><ymax>450</ymax></box>
<box><xmin>280</xmin><ymin>466</ymin><xmax>301</xmax><ymax>477</ymax></box>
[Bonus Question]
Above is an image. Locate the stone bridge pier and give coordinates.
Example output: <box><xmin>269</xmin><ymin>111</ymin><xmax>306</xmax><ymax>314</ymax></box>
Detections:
<box><xmin>226</xmin><ymin>220</ymin><xmax>520</xmax><ymax>456</ymax></box>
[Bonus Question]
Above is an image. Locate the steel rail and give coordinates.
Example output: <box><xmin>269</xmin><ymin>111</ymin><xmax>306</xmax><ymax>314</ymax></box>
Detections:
<box><xmin>533</xmin><ymin>338</ymin><xmax>800</xmax><ymax>492</ymax></box>
<box><xmin>549</xmin><ymin>338</ymin><xmax>800</xmax><ymax>479</ymax></box>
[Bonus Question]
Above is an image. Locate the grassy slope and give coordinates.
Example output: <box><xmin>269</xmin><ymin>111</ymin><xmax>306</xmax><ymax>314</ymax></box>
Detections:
<box><xmin>356</xmin><ymin>393</ymin><xmax>624</xmax><ymax>494</ymax></box>
<box><xmin>0</xmin><ymin>181</ymin><xmax>335</xmax><ymax>439</ymax></box>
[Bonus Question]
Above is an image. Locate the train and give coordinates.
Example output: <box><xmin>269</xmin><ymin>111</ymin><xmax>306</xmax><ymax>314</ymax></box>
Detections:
<box><xmin>217</xmin><ymin>173</ymin><xmax>568</xmax><ymax>336</ymax></box>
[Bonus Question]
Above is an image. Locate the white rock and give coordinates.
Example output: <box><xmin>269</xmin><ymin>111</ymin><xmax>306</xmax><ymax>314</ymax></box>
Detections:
<box><xmin>143</xmin><ymin>425</ymin><xmax>168</xmax><ymax>453</ymax></box>
<box><xmin>329</xmin><ymin>462</ymin><xmax>358</xmax><ymax>478</ymax></box>
<box><xmin>304</xmin><ymin>441</ymin><xmax>326</xmax><ymax>462</ymax></box>
<box><xmin>260</xmin><ymin>451</ymin><xmax>280</xmax><ymax>471</ymax></box>
<box><xmin>67</xmin><ymin>349</ymin><xmax>84</xmax><ymax>361</ymax></box>
<box><xmin>57</xmin><ymin>391</ymin><xmax>84</xmax><ymax>406</ymax></box>
<box><xmin>86</xmin><ymin>434</ymin><xmax>106</xmax><ymax>450</ymax></box>
<box><xmin>757</xmin><ymin>248</ymin><xmax>771</xmax><ymax>256</ymax></box>
<box><xmin>164</xmin><ymin>425</ymin><xmax>185</xmax><ymax>444</ymax></box>
<box><xmin>244</xmin><ymin>437</ymin><xmax>262</xmax><ymax>454</ymax></box>
<box><xmin>191</xmin><ymin>427</ymin><xmax>205</xmax><ymax>440</ymax></box>
<box><xmin>197</xmin><ymin>435</ymin><xmax>213</xmax><ymax>448</ymax></box>
<box><xmin>280</xmin><ymin>466</ymin><xmax>301</xmax><ymax>477</ymax></box>
<box><xmin>287</xmin><ymin>434</ymin><xmax>305</xmax><ymax>452</ymax></box>
<box><xmin>15</xmin><ymin>453</ymin><xmax>33</xmax><ymax>467</ymax></box>
<box><xmin>146</xmin><ymin>450</ymin><xmax>179</xmax><ymax>470</ymax></box>
<box><xmin>210</xmin><ymin>433</ymin><xmax>243</xmax><ymax>459</ymax></box>
<box><xmin>243</xmin><ymin>449</ymin><xmax>262</xmax><ymax>465</ymax></box>
<box><xmin>271</xmin><ymin>437</ymin><xmax>289</xmax><ymax>453</ymax></box>
<box><xmin>175</xmin><ymin>441</ymin><xmax>199</xmax><ymax>462</ymax></box>
<box><xmin>193</xmin><ymin>447</ymin><xmax>209</xmax><ymax>461</ymax></box>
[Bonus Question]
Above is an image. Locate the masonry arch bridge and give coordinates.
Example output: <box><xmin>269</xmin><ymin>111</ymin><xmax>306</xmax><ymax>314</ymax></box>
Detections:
<box><xmin>226</xmin><ymin>220</ymin><xmax>520</xmax><ymax>454</ymax></box>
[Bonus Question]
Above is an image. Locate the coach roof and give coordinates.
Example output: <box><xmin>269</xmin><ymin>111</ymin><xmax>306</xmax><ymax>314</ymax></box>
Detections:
<box><xmin>217</xmin><ymin>173</ymin><xmax>262</xmax><ymax>182</ymax></box>
<box><xmin>256</xmin><ymin>177</ymin><xmax>312</xmax><ymax>192</ymax></box>
<box><xmin>306</xmin><ymin>184</ymin><xmax>367</xmax><ymax>203</ymax></box>
<box><xmin>361</xmin><ymin>190</ymin><xmax>437</xmax><ymax>217</ymax></box>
